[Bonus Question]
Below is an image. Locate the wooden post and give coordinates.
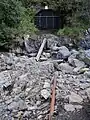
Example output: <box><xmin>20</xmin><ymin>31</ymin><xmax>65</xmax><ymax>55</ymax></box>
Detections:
<box><xmin>36</xmin><ymin>38</ymin><xmax>47</xmax><ymax>61</ymax></box>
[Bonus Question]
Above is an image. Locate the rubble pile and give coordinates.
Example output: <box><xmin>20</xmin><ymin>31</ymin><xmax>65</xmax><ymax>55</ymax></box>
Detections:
<box><xmin>0</xmin><ymin>34</ymin><xmax>90</xmax><ymax>120</ymax></box>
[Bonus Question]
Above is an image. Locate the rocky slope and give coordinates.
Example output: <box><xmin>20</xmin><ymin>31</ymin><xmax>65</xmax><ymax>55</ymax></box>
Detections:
<box><xmin>0</xmin><ymin>34</ymin><xmax>90</xmax><ymax>120</ymax></box>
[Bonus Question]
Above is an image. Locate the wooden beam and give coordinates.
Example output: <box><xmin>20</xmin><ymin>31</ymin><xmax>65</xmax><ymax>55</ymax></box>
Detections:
<box><xmin>36</xmin><ymin>38</ymin><xmax>47</xmax><ymax>61</ymax></box>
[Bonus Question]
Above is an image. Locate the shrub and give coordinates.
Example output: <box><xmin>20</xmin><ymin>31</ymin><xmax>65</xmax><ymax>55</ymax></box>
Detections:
<box><xmin>18</xmin><ymin>8</ymin><xmax>38</xmax><ymax>36</ymax></box>
<box><xmin>0</xmin><ymin>0</ymin><xmax>23</xmax><ymax>46</ymax></box>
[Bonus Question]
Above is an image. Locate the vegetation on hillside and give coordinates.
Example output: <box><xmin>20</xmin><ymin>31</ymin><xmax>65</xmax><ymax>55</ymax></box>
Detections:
<box><xmin>0</xmin><ymin>0</ymin><xmax>23</xmax><ymax>46</ymax></box>
<box><xmin>0</xmin><ymin>0</ymin><xmax>37</xmax><ymax>47</ymax></box>
<box><xmin>0</xmin><ymin>0</ymin><xmax>90</xmax><ymax>47</ymax></box>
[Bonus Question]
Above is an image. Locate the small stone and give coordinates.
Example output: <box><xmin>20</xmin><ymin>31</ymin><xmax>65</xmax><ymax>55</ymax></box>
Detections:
<box><xmin>51</xmin><ymin>46</ymin><xmax>61</xmax><ymax>51</ymax></box>
<box><xmin>64</xmin><ymin>104</ymin><xmax>75</xmax><ymax>112</ymax></box>
<box><xmin>74</xmin><ymin>105</ymin><xmax>83</xmax><ymax>110</ymax></box>
<box><xmin>26</xmin><ymin>88</ymin><xmax>31</xmax><ymax>92</ymax></box>
<box><xmin>28</xmin><ymin>106</ymin><xmax>37</xmax><ymax>110</ymax></box>
<box><xmin>38</xmin><ymin>115</ymin><xmax>43</xmax><ymax>119</ymax></box>
<box><xmin>41</xmin><ymin>89</ymin><xmax>50</xmax><ymax>99</ymax></box>
<box><xmin>43</xmin><ymin>52</ymin><xmax>51</xmax><ymax>58</ymax></box>
<box><xmin>79</xmin><ymin>68</ymin><xmax>90</xmax><ymax>73</ymax></box>
<box><xmin>36</xmin><ymin>101</ymin><xmax>41</xmax><ymax>106</ymax></box>
<box><xmin>40</xmin><ymin>57</ymin><xmax>48</xmax><ymax>61</ymax></box>
<box><xmin>29</xmin><ymin>53</ymin><xmax>37</xmax><ymax>57</ymax></box>
<box><xmin>43</xmin><ymin>82</ymin><xmax>50</xmax><ymax>89</ymax></box>
<box><xmin>15</xmin><ymin>111</ymin><xmax>23</xmax><ymax>118</ymax></box>
<box><xmin>23</xmin><ymin>111</ymin><xmax>31</xmax><ymax>118</ymax></box>
<box><xmin>3</xmin><ymin>81</ymin><xmax>14</xmax><ymax>92</ymax></box>
<box><xmin>6</xmin><ymin>65</ymin><xmax>11</xmax><ymax>70</ymax></box>
<box><xmin>69</xmin><ymin>92</ymin><xmax>83</xmax><ymax>104</ymax></box>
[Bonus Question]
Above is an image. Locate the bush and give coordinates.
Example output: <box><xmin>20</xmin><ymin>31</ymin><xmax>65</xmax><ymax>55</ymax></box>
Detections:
<box><xmin>57</xmin><ymin>27</ymin><xmax>84</xmax><ymax>38</ymax></box>
<box><xmin>0</xmin><ymin>0</ymin><xmax>23</xmax><ymax>46</ymax></box>
<box><xmin>57</xmin><ymin>13</ymin><xmax>90</xmax><ymax>40</ymax></box>
<box><xmin>18</xmin><ymin>8</ymin><xmax>38</xmax><ymax>36</ymax></box>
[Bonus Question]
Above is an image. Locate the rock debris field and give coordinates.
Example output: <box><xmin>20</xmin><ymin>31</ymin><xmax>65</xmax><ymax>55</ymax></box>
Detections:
<box><xmin>0</xmin><ymin>34</ymin><xmax>90</xmax><ymax>120</ymax></box>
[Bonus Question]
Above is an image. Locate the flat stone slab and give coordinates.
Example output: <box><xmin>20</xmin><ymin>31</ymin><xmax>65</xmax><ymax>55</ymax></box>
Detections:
<box><xmin>69</xmin><ymin>92</ymin><xmax>83</xmax><ymax>104</ymax></box>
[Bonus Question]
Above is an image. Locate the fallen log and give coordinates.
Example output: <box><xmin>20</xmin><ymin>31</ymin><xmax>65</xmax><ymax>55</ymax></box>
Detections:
<box><xmin>36</xmin><ymin>38</ymin><xmax>47</xmax><ymax>61</ymax></box>
<box><xmin>49</xmin><ymin>76</ymin><xmax>56</xmax><ymax>120</ymax></box>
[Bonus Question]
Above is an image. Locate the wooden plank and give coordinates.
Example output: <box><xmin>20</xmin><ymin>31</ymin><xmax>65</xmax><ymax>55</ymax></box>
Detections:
<box><xmin>36</xmin><ymin>38</ymin><xmax>47</xmax><ymax>61</ymax></box>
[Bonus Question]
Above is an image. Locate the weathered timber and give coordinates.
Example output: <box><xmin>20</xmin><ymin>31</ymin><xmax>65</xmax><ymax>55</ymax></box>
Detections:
<box><xmin>36</xmin><ymin>38</ymin><xmax>47</xmax><ymax>61</ymax></box>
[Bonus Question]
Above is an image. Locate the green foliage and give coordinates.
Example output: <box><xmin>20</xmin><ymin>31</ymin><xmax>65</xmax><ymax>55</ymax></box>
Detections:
<box><xmin>57</xmin><ymin>11</ymin><xmax>90</xmax><ymax>39</ymax></box>
<box><xmin>57</xmin><ymin>27</ymin><xmax>84</xmax><ymax>38</ymax></box>
<box><xmin>0</xmin><ymin>0</ymin><xmax>37</xmax><ymax>47</ymax></box>
<box><xmin>0</xmin><ymin>0</ymin><xmax>23</xmax><ymax>46</ymax></box>
<box><xmin>18</xmin><ymin>8</ymin><xmax>38</xmax><ymax>35</ymax></box>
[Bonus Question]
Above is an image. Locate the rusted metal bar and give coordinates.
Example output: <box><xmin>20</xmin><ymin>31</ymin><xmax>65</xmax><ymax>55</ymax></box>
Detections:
<box><xmin>49</xmin><ymin>76</ymin><xmax>56</xmax><ymax>120</ymax></box>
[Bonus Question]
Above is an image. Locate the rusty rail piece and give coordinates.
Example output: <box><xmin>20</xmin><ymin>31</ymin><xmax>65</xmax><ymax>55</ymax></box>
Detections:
<box><xmin>49</xmin><ymin>76</ymin><xmax>56</xmax><ymax>120</ymax></box>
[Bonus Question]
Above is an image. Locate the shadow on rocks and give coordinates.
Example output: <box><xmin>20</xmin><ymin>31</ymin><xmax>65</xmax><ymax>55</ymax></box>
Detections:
<box><xmin>55</xmin><ymin>101</ymin><xmax>90</xmax><ymax>120</ymax></box>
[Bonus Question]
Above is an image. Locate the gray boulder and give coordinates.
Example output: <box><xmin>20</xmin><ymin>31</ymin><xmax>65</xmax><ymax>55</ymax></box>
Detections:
<box><xmin>57</xmin><ymin>46</ymin><xmax>71</xmax><ymax>59</ymax></box>
<box><xmin>45</xmin><ymin>34</ymin><xmax>60</xmax><ymax>49</ymax></box>
<box><xmin>77</xmin><ymin>49</ymin><xmax>90</xmax><ymax>66</ymax></box>
<box><xmin>70</xmin><ymin>49</ymin><xmax>79</xmax><ymax>55</ymax></box>
<box><xmin>58</xmin><ymin>63</ymin><xmax>74</xmax><ymax>74</ymax></box>
<box><xmin>24</xmin><ymin>36</ymin><xmax>42</xmax><ymax>53</ymax></box>
<box><xmin>41</xmin><ymin>89</ymin><xmax>50</xmax><ymax>99</ymax></box>
<box><xmin>8</xmin><ymin>99</ymin><xmax>27</xmax><ymax>110</ymax></box>
<box><xmin>69</xmin><ymin>92</ymin><xmax>83</xmax><ymax>104</ymax></box>
<box><xmin>24</xmin><ymin>39</ymin><xmax>37</xmax><ymax>53</ymax></box>
<box><xmin>68</xmin><ymin>57</ymin><xmax>85</xmax><ymax>68</ymax></box>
